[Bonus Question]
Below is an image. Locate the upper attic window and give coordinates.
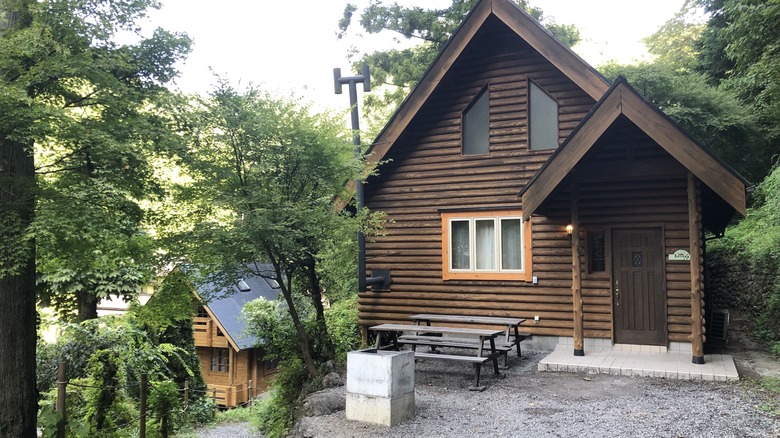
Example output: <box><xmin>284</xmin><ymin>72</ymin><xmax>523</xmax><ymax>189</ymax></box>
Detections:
<box><xmin>462</xmin><ymin>87</ymin><xmax>489</xmax><ymax>155</ymax></box>
<box><xmin>528</xmin><ymin>81</ymin><xmax>559</xmax><ymax>150</ymax></box>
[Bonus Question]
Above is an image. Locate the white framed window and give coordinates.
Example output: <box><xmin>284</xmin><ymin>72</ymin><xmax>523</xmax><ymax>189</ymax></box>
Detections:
<box><xmin>442</xmin><ymin>210</ymin><xmax>531</xmax><ymax>280</ymax></box>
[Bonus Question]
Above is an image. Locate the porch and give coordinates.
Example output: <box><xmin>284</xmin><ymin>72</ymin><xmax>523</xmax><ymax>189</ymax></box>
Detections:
<box><xmin>539</xmin><ymin>340</ymin><xmax>739</xmax><ymax>381</ymax></box>
<box><xmin>207</xmin><ymin>383</ymin><xmax>251</xmax><ymax>407</ymax></box>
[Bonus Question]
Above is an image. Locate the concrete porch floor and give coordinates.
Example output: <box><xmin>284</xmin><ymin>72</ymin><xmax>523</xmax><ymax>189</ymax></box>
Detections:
<box><xmin>539</xmin><ymin>344</ymin><xmax>739</xmax><ymax>381</ymax></box>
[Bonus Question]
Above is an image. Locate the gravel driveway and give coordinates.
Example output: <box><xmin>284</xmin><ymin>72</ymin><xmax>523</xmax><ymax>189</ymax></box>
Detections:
<box><xmin>196</xmin><ymin>350</ymin><xmax>778</xmax><ymax>437</ymax></box>
<box><xmin>292</xmin><ymin>351</ymin><xmax>779</xmax><ymax>438</ymax></box>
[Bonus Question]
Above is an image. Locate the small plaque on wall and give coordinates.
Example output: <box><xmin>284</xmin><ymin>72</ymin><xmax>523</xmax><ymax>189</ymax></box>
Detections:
<box><xmin>668</xmin><ymin>249</ymin><xmax>691</xmax><ymax>261</ymax></box>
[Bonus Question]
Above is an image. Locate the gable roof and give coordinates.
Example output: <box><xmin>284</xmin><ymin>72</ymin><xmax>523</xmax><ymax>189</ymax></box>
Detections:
<box><xmin>519</xmin><ymin>77</ymin><xmax>748</xmax><ymax>219</ymax></box>
<box><xmin>194</xmin><ymin>263</ymin><xmax>280</xmax><ymax>351</ymax></box>
<box><xmin>337</xmin><ymin>0</ymin><xmax>609</xmax><ymax>209</ymax></box>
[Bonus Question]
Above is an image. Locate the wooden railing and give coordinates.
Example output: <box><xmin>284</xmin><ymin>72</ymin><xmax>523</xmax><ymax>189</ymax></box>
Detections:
<box><xmin>207</xmin><ymin>383</ymin><xmax>249</xmax><ymax>407</ymax></box>
<box><xmin>193</xmin><ymin>317</ymin><xmax>229</xmax><ymax>348</ymax></box>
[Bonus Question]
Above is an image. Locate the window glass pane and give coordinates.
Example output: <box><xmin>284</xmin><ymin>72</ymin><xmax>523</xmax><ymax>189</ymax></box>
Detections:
<box><xmin>501</xmin><ymin>219</ymin><xmax>522</xmax><ymax>270</ymax></box>
<box><xmin>463</xmin><ymin>90</ymin><xmax>489</xmax><ymax>155</ymax></box>
<box><xmin>450</xmin><ymin>220</ymin><xmax>470</xmax><ymax>270</ymax></box>
<box><xmin>529</xmin><ymin>82</ymin><xmax>558</xmax><ymax>150</ymax></box>
<box><xmin>475</xmin><ymin>219</ymin><xmax>495</xmax><ymax>270</ymax></box>
<box><xmin>588</xmin><ymin>231</ymin><xmax>606</xmax><ymax>273</ymax></box>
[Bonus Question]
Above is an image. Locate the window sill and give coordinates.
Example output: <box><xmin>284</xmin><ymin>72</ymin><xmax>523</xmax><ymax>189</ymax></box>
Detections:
<box><xmin>443</xmin><ymin>272</ymin><xmax>532</xmax><ymax>281</ymax></box>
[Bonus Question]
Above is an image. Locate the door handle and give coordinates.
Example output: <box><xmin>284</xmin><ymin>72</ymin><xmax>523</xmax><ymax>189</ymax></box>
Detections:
<box><xmin>614</xmin><ymin>280</ymin><xmax>620</xmax><ymax>307</ymax></box>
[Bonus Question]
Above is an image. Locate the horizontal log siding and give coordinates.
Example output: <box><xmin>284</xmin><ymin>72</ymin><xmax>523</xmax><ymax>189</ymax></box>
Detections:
<box><xmin>361</xmin><ymin>21</ymin><xmax>595</xmax><ymax>336</ymax></box>
<box><xmin>572</xmin><ymin>124</ymin><xmax>693</xmax><ymax>342</ymax></box>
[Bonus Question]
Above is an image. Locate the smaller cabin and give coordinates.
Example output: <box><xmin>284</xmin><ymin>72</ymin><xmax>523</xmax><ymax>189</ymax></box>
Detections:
<box><xmin>192</xmin><ymin>266</ymin><xmax>280</xmax><ymax>407</ymax></box>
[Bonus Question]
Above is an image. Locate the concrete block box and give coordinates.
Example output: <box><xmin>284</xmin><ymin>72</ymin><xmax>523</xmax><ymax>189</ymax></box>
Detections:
<box><xmin>346</xmin><ymin>349</ymin><xmax>415</xmax><ymax>426</ymax></box>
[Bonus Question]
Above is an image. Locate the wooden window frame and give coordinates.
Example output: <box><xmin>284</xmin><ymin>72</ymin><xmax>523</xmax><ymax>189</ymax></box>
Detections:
<box><xmin>210</xmin><ymin>348</ymin><xmax>230</xmax><ymax>373</ymax></box>
<box><xmin>584</xmin><ymin>228</ymin><xmax>609</xmax><ymax>278</ymax></box>
<box><xmin>461</xmin><ymin>84</ymin><xmax>490</xmax><ymax>156</ymax></box>
<box><xmin>441</xmin><ymin>210</ymin><xmax>532</xmax><ymax>281</ymax></box>
<box><xmin>528</xmin><ymin>80</ymin><xmax>559</xmax><ymax>151</ymax></box>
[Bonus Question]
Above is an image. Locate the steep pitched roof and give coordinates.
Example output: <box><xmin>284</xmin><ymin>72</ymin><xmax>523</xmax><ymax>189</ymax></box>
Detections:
<box><xmin>194</xmin><ymin>263</ymin><xmax>280</xmax><ymax>351</ymax></box>
<box><xmin>337</xmin><ymin>0</ymin><xmax>609</xmax><ymax>209</ymax></box>
<box><xmin>519</xmin><ymin>77</ymin><xmax>748</xmax><ymax>218</ymax></box>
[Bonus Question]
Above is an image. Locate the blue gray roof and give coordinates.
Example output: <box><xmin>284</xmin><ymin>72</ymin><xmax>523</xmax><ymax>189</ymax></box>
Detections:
<box><xmin>194</xmin><ymin>263</ymin><xmax>280</xmax><ymax>350</ymax></box>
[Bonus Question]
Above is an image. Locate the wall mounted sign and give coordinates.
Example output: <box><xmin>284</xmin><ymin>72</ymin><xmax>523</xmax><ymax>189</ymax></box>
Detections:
<box><xmin>668</xmin><ymin>249</ymin><xmax>691</xmax><ymax>261</ymax></box>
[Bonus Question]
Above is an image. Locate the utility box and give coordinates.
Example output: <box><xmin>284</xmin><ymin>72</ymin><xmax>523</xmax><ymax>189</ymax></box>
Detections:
<box><xmin>345</xmin><ymin>348</ymin><xmax>415</xmax><ymax>426</ymax></box>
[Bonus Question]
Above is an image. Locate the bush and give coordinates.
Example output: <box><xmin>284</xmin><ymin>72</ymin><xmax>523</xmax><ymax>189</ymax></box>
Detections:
<box><xmin>325</xmin><ymin>294</ymin><xmax>361</xmax><ymax>363</ymax></box>
<box><xmin>708</xmin><ymin>163</ymin><xmax>780</xmax><ymax>353</ymax></box>
<box><xmin>253</xmin><ymin>357</ymin><xmax>307</xmax><ymax>438</ymax></box>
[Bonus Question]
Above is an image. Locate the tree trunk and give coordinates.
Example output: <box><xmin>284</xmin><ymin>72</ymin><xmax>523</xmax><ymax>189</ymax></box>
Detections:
<box><xmin>266</xmin><ymin>255</ymin><xmax>319</xmax><ymax>378</ymax></box>
<box><xmin>0</xmin><ymin>135</ymin><xmax>37</xmax><ymax>438</ymax></box>
<box><xmin>305</xmin><ymin>258</ymin><xmax>335</xmax><ymax>360</ymax></box>
<box><xmin>77</xmin><ymin>289</ymin><xmax>99</xmax><ymax>321</ymax></box>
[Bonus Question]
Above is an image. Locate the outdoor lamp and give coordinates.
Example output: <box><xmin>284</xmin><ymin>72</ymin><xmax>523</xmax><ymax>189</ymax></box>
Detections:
<box><xmin>565</xmin><ymin>224</ymin><xmax>574</xmax><ymax>242</ymax></box>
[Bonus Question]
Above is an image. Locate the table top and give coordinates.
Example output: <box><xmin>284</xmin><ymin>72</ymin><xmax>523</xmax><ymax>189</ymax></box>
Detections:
<box><xmin>408</xmin><ymin>314</ymin><xmax>526</xmax><ymax>326</ymax></box>
<box><xmin>368</xmin><ymin>323</ymin><xmax>504</xmax><ymax>337</ymax></box>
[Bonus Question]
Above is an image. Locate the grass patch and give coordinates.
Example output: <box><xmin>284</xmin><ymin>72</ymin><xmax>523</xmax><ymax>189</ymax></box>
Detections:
<box><xmin>752</xmin><ymin>377</ymin><xmax>780</xmax><ymax>416</ymax></box>
<box><xmin>214</xmin><ymin>404</ymin><xmax>259</xmax><ymax>424</ymax></box>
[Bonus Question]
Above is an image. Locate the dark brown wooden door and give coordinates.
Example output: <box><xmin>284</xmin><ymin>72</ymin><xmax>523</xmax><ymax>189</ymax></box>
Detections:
<box><xmin>611</xmin><ymin>228</ymin><xmax>666</xmax><ymax>345</ymax></box>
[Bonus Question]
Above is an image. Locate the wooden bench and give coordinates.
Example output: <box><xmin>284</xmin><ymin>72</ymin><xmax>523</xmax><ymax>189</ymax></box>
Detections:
<box><xmin>368</xmin><ymin>323</ymin><xmax>505</xmax><ymax>390</ymax></box>
<box><xmin>408</xmin><ymin>314</ymin><xmax>530</xmax><ymax>361</ymax></box>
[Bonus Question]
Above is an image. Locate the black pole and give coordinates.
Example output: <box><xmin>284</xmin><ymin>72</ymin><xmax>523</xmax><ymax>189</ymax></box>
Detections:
<box><xmin>334</xmin><ymin>65</ymin><xmax>371</xmax><ymax>292</ymax></box>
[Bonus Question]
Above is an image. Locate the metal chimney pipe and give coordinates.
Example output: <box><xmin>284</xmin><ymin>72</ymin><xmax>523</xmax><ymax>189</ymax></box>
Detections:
<box><xmin>334</xmin><ymin>66</ymin><xmax>371</xmax><ymax>292</ymax></box>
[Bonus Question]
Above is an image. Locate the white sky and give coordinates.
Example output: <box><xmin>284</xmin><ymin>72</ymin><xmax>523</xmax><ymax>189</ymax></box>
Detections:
<box><xmin>144</xmin><ymin>0</ymin><xmax>686</xmax><ymax>110</ymax></box>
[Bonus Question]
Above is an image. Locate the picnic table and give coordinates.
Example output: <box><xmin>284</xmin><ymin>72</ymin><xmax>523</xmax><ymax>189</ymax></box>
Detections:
<box><xmin>368</xmin><ymin>323</ymin><xmax>505</xmax><ymax>391</ymax></box>
<box><xmin>408</xmin><ymin>314</ymin><xmax>528</xmax><ymax>358</ymax></box>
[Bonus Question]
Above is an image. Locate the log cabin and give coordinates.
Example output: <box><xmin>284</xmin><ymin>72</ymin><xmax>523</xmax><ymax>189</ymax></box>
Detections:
<box><xmin>192</xmin><ymin>265</ymin><xmax>280</xmax><ymax>407</ymax></box>
<box><xmin>355</xmin><ymin>0</ymin><xmax>749</xmax><ymax>364</ymax></box>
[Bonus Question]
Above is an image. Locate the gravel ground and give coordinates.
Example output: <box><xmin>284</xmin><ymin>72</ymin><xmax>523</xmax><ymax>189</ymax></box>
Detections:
<box><xmin>196</xmin><ymin>350</ymin><xmax>779</xmax><ymax>438</ymax></box>
<box><xmin>293</xmin><ymin>351</ymin><xmax>779</xmax><ymax>438</ymax></box>
<box><xmin>194</xmin><ymin>422</ymin><xmax>257</xmax><ymax>438</ymax></box>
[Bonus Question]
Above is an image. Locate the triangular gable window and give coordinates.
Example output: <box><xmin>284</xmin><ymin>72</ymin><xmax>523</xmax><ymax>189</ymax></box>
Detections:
<box><xmin>462</xmin><ymin>87</ymin><xmax>489</xmax><ymax>155</ymax></box>
<box><xmin>529</xmin><ymin>81</ymin><xmax>559</xmax><ymax>150</ymax></box>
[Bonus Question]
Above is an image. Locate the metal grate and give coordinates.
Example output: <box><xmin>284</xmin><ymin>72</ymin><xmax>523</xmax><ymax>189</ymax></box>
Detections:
<box><xmin>632</xmin><ymin>251</ymin><xmax>643</xmax><ymax>267</ymax></box>
<box><xmin>710</xmin><ymin>309</ymin><xmax>730</xmax><ymax>341</ymax></box>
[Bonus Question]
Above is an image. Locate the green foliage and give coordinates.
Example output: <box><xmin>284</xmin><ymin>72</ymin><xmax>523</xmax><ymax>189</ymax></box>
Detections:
<box><xmin>696</xmin><ymin>0</ymin><xmax>780</xmax><ymax>179</ymax></box>
<box><xmin>338</xmin><ymin>0</ymin><xmax>580</xmax><ymax>134</ymax></box>
<box><xmin>174</xmin><ymin>81</ymin><xmax>383</xmax><ymax>378</ymax></box>
<box><xmin>324</xmin><ymin>294</ymin><xmax>361</xmax><ymax>363</ymax></box>
<box><xmin>243</xmin><ymin>298</ymin><xmax>299</xmax><ymax>362</ymax></box>
<box><xmin>213</xmin><ymin>402</ymin><xmax>258</xmax><ymax>424</ymax></box>
<box><xmin>36</xmin><ymin>307</ymin><xmax>209</xmax><ymax>436</ymax></box>
<box><xmin>644</xmin><ymin>1</ymin><xmax>707</xmax><ymax>71</ymax></box>
<box><xmin>709</xmin><ymin>164</ymin><xmax>780</xmax><ymax>351</ymax></box>
<box><xmin>600</xmin><ymin>62</ymin><xmax>769</xmax><ymax>182</ymax></box>
<box><xmin>148</xmin><ymin>380</ymin><xmax>181</xmax><ymax>438</ymax></box>
<box><xmin>0</xmin><ymin>0</ymin><xmax>192</xmax><ymax>321</ymax></box>
<box><xmin>252</xmin><ymin>358</ymin><xmax>307</xmax><ymax>438</ymax></box>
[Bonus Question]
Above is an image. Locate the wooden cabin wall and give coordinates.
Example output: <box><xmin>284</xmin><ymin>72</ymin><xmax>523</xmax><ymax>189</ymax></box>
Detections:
<box><xmin>361</xmin><ymin>19</ymin><xmax>596</xmax><ymax>336</ymax></box>
<box><xmin>559</xmin><ymin>126</ymin><xmax>693</xmax><ymax>342</ymax></box>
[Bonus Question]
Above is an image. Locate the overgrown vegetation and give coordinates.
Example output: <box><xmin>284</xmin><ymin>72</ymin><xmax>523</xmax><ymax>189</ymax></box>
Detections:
<box><xmin>36</xmin><ymin>274</ymin><xmax>211</xmax><ymax>437</ymax></box>
<box><xmin>709</xmin><ymin>164</ymin><xmax>780</xmax><ymax>354</ymax></box>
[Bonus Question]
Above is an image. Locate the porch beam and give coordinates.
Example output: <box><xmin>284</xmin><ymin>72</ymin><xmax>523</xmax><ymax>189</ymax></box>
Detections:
<box><xmin>571</xmin><ymin>191</ymin><xmax>584</xmax><ymax>356</ymax></box>
<box><xmin>688</xmin><ymin>173</ymin><xmax>705</xmax><ymax>364</ymax></box>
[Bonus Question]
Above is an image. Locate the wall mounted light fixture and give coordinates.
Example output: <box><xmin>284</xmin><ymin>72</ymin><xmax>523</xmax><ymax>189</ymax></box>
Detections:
<box><xmin>566</xmin><ymin>224</ymin><xmax>574</xmax><ymax>242</ymax></box>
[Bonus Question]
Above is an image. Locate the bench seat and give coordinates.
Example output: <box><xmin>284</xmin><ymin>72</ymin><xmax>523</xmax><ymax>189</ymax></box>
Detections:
<box><xmin>398</xmin><ymin>335</ymin><xmax>513</xmax><ymax>352</ymax></box>
<box><xmin>412</xmin><ymin>351</ymin><xmax>490</xmax><ymax>363</ymax></box>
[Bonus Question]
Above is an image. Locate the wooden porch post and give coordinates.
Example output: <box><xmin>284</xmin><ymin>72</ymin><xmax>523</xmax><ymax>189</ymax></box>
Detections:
<box><xmin>688</xmin><ymin>173</ymin><xmax>705</xmax><ymax>364</ymax></box>
<box><xmin>571</xmin><ymin>192</ymin><xmax>584</xmax><ymax>356</ymax></box>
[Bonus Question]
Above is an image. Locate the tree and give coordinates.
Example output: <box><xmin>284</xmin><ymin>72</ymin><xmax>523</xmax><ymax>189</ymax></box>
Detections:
<box><xmin>697</xmin><ymin>0</ymin><xmax>780</xmax><ymax>176</ymax></box>
<box><xmin>643</xmin><ymin>0</ymin><xmax>707</xmax><ymax>72</ymax></box>
<box><xmin>176</xmin><ymin>81</ymin><xmax>374</xmax><ymax>378</ymax></box>
<box><xmin>338</xmin><ymin>0</ymin><xmax>580</xmax><ymax>134</ymax></box>
<box><xmin>0</xmin><ymin>0</ymin><xmax>190</xmax><ymax>434</ymax></box>
<box><xmin>601</xmin><ymin>62</ymin><xmax>767</xmax><ymax>182</ymax></box>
